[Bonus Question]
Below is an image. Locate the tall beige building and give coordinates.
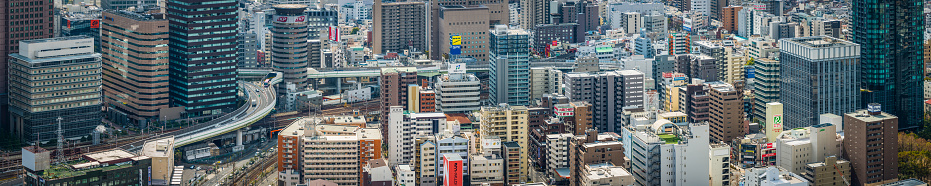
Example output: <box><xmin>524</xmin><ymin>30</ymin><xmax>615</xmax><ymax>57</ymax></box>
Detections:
<box><xmin>429</xmin><ymin>0</ymin><xmax>509</xmax><ymax>59</ymax></box>
<box><xmin>802</xmin><ymin>156</ymin><xmax>851</xmax><ymax>186</ymax></box>
<box><xmin>101</xmin><ymin>10</ymin><xmax>170</xmax><ymax>125</ymax></box>
<box><xmin>529</xmin><ymin>67</ymin><xmax>564</xmax><ymax>103</ymax></box>
<box><xmin>477</xmin><ymin>104</ymin><xmax>528</xmax><ymax>182</ymax></box>
<box><xmin>303</xmin><ymin>135</ymin><xmax>361</xmax><ymax>185</ymax></box>
<box><xmin>520</xmin><ymin>0</ymin><xmax>546</xmax><ymax>29</ymax></box>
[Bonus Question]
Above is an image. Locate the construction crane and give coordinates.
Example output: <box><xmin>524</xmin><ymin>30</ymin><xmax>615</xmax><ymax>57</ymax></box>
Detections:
<box><xmin>833</xmin><ymin>164</ymin><xmax>850</xmax><ymax>186</ymax></box>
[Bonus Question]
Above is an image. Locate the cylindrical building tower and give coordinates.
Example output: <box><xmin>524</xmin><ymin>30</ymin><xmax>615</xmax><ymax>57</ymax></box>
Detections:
<box><xmin>271</xmin><ymin>4</ymin><xmax>309</xmax><ymax>93</ymax></box>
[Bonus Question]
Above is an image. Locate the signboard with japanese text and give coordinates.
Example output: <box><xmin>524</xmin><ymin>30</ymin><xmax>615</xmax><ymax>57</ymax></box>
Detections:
<box><xmin>274</xmin><ymin>15</ymin><xmax>306</xmax><ymax>23</ymax></box>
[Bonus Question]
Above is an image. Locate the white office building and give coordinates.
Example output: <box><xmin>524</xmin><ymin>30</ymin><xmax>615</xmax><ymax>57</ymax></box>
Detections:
<box><xmin>622</xmin><ymin>121</ymin><xmax>711</xmax><ymax>186</ymax></box>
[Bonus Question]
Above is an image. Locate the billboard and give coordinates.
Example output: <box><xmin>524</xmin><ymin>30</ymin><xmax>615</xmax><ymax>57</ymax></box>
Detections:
<box><xmin>274</xmin><ymin>15</ymin><xmax>306</xmax><ymax>23</ymax></box>
<box><xmin>554</xmin><ymin>104</ymin><xmax>574</xmax><ymax>117</ymax></box>
<box><xmin>765</xmin><ymin>102</ymin><xmax>784</xmax><ymax>142</ymax></box>
<box><xmin>450</xmin><ymin>35</ymin><xmax>461</xmax><ymax>55</ymax></box>
<box><xmin>443</xmin><ymin>154</ymin><xmax>463</xmax><ymax>186</ymax></box>
<box><xmin>449</xmin><ymin>63</ymin><xmax>466</xmax><ymax>74</ymax></box>
<box><xmin>328</xmin><ymin>26</ymin><xmax>340</xmax><ymax>42</ymax></box>
<box><xmin>746</xmin><ymin>66</ymin><xmax>755</xmax><ymax>79</ymax></box>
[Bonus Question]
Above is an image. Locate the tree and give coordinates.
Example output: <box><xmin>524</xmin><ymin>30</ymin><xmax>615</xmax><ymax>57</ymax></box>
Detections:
<box><xmin>351</xmin><ymin>27</ymin><xmax>359</xmax><ymax>34</ymax></box>
<box><xmin>898</xmin><ymin>132</ymin><xmax>931</xmax><ymax>183</ymax></box>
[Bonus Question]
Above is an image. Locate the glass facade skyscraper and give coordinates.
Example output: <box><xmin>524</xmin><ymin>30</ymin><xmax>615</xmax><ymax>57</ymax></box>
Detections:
<box><xmin>852</xmin><ymin>0</ymin><xmax>924</xmax><ymax>130</ymax></box>
<box><xmin>779</xmin><ymin>36</ymin><xmax>861</xmax><ymax>129</ymax></box>
<box><xmin>167</xmin><ymin>0</ymin><xmax>239</xmax><ymax>116</ymax></box>
<box><xmin>489</xmin><ymin>25</ymin><xmax>530</xmax><ymax>105</ymax></box>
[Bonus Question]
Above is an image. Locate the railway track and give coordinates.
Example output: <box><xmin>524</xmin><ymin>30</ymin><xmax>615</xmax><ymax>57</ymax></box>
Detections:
<box><xmin>230</xmin><ymin>155</ymin><xmax>276</xmax><ymax>186</ymax></box>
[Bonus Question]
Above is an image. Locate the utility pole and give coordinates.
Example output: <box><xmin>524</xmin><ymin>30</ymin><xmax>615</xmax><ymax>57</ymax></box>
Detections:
<box><xmin>56</xmin><ymin>117</ymin><xmax>63</xmax><ymax>164</ymax></box>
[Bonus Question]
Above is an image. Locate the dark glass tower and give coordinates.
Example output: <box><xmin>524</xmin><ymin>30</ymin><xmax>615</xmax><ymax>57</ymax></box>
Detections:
<box><xmin>852</xmin><ymin>0</ymin><xmax>924</xmax><ymax>130</ymax></box>
<box><xmin>167</xmin><ymin>0</ymin><xmax>239</xmax><ymax>116</ymax></box>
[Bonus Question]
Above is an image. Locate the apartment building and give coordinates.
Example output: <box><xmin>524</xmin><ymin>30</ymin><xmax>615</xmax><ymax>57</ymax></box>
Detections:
<box><xmin>372</xmin><ymin>0</ymin><xmax>427</xmax><ymax>53</ymax></box>
<box><xmin>529</xmin><ymin>67</ymin><xmax>564</xmax><ymax>102</ymax></box>
<box><xmin>564</xmin><ymin>70</ymin><xmax>645</xmax><ymax>132</ymax></box>
<box><xmin>622</xmin><ymin>122</ymin><xmax>710</xmax><ymax>186</ymax></box>
<box><xmin>775</xmin><ymin>123</ymin><xmax>841</xmax><ymax>174</ymax></box>
<box><xmin>708</xmin><ymin>81</ymin><xmax>744</xmax><ymax>142</ymax></box>
<box><xmin>843</xmin><ymin>106</ymin><xmax>898</xmax><ymax>185</ymax></box>
<box><xmin>568</xmin><ymin>131</ymin><xmax>626</xmax><ymax>186</ymax></box>
<box><xmin>478</xmin><ymin>104</ymin><xmax>529</xmax><ymax>182</ymax></box>
<box><xmin>101</xmin><ymin>10</ymin><xmax>169</xmax><ymax>126</ymax></box>
<box><xmin>802</xmin><ymin>156</ymin><xmax>851</xmax><ymax>186</ymax></box>
<box><xmin>436</xmin><ymin>73</ymin><xmax>481</xmax><ymax>113</ymax></box>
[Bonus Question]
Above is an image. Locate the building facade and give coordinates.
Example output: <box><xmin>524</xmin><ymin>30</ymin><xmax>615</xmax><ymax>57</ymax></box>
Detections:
<box><xmin>271</xmin><ymin>4</ymin><xmax>310</xmax><ymax>92</ymax></box>
<box><xmin>478</xmin><ymin>104</ymin><xmax>528</xmax><ymax>182</ymax></box>
<box><xmin>372</xmin><ymin>1</ymin><xmax>427</xmax><ymax>54</ymax></box>
<box><xmin>101</xmin><ymin>10</ymin><xmax>170</xmax><ymax>126</ymax></box>
<box><xmin>843</xmin><ymin>107</ymin><xmax>898</xmax><ymax>185</ymax></box>
<box><xmin>564</xmin><ymin>70</ymin><xmax>645</xmax><ymax>132</ymax></box>
<box><xmin>435</xmin><ymin>73</ymin><xmax>481</xmax><ymax>113</ymax></box>
<box><xmin>166</xmin><ymin>0</ymin><xmax>239</xmax><ymax>116</ymax></box>
<box><xmin>779</xmin><ymin>36</ymin><xmax>860</xmax><ymax>128</ymax></box>
<box><xmin>9</xmin><ymin>36</ymin><xmax>102</xmax><ymax>142</ymax></box>
<box><xmin>489</xmin><ymin>25</ymin><xmax>531</xmax><ymax>105</ymax></box>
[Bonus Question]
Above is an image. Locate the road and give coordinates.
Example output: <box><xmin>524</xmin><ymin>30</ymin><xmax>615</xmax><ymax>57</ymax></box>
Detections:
<box><xmin>200</xmin><ymin>140</ymin><xmax>276</xmax><ymax>186</ymax></box>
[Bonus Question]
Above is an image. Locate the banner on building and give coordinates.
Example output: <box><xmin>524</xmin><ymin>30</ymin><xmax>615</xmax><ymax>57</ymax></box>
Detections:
<box><xmin>328</xmin><ymin>26</ymin><xmax>340</xmax><ymax>42</ymax></box>
<box><xmin>275</xmin><ymin>15</ymin><xmax>306</xmax><ymax>23</ymax></box>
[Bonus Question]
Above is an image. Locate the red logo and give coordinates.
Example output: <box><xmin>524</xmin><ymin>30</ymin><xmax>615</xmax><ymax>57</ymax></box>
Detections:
<box><xmin>295</xmin><ymin>16</ymin><xmax>305</xmax><ymax>22</ymax></box>
<box><xmin>276</xmin><ymin>16</ymin><xmax>288</xmax><ymax>22</ymax></box>
<box><xmin>90</xmin><ymin>20</ymin><xmax>100</xmax><ymax>28</ymax></box>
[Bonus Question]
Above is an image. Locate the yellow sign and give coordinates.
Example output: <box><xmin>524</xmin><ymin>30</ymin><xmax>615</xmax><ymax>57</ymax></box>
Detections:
<box><xmin>450</xmin><ymin>35</ymin><xmax>461</xmax><ymax>46</ymax></box>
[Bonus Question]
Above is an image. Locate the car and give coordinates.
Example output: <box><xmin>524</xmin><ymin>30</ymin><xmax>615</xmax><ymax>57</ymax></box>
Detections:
<box><xmin>190</xmin><ymin>165</ymin><xmax>196</xmax><ymax>169</ymax></box>
<box><xmin>255</xmin><ymin>89</ymin><xmax>260</xmax><ymax>92</ymax></box>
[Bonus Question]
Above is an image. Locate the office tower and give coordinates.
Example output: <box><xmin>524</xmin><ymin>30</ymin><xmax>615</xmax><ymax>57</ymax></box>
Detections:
<box><xmin>437</xmin><ymin>5</ymin><xmax>490</xmax><ymax>61</ymax></box>
<box><xmin>843</xmin><ymin>106</ymin><xmax>898</xmax><ymax>185</ymax></box>
<box><xmin>1</xmin><ymin>0</ymin><xmax>54</xmax><ymax>132</ymax></box>
<box><xmin>616</xmin><ymin>12</ymin><xmax>642</xmax><ymax>35</ymax></box>
<box><xmin>853</xmin><ymin>0</ymin><xmax>924</xmax><ymax>129</ymax></box>
<box><xmin>568</xmin><ymin>130</ymin><xmax>626</xmax><ymax>186</ymax></box>
<box><xmin>278</xmin><ymin>119</ymin><xmax>305</xmax><ymax>172</ymax></box>
<box><xmin>775</xmin><ymin>124</ymin><xmax>841</xmax><ymax>174</ymax></box>
<box><xmin>305</xmin><ymin>7</ymin><xmax>338</xmax><ymax>40</ymax></box>
<box><xmin>436</xmin><ymin>73</ymin><xmax>481</xmax><ymax>113</ymax></box>
<box><xmin>549</xmin><ymin>1</ymin><xmax>598</xmax><ymax>32</ymax></box>
<box><xmin>529</xmin><ymin>67</ymin><xmax>564</xmax><ymax>102</ymax></box>
<box><xmin>478</xmin><ymin>104</ymin><xmax>528</xmax><ymax>181</ymax></box>
<box><xmin>780</xmin><ymin>36</ymin><xmax>860</xmax><ymax>128</ymax></box>
<box><xmin>622</xmin><ymin>122</ymin><xmax>710</xmax><ymax>186</ymax></box>
<box><xmin>531</xmin><ymin>23</ymin><xmax>583</xmax><ymax>56</ymax></box>
<box><xmin>372</xmin><ymin>0</ymin><xmax>427</xmax><ymax>54</ymax></box>
<box><xmin>271</xmin><ymin>4</ymin><xmax>309</xmax><ymax>92</ymax></box>
<box><xmin>60</xmin><ymin>12</ymin><xmax>102</xmax><ymax>52</ymax></box>
<box><xmin>101</xmin><ymin>0</ymin><xmax>159</xmax><ymax>10</ymax></box>
<box><xmin>428</xmin><ymin>0</ymin><xmax>509</xmax><ymax>60</ymax></box>
<box><xmin>565</xmin><ymin>70</ymin><xmax>645</xmax><ymax>132</ymax></box>
<box><xmin>489</xmin><ymin>25</ymin><xmax>530</xmax><ymax>105</ymax></box>
<box><xmin>762</xmin><ymin>0</ymin><xmax>784</xmax><ymax>16</ymax></box>
<box><xmin>768</xmin><ymin>22</ymin><xmax>797</xmax><ymax>41</ymax></box>
<box><xmin>721</xmin><ymin>6</ymin><xmax>742</xmax><ymax>33</ymax></box>
<box><xmin>237</xmin><ymin>31</ymin><xmax>259</xmax><ymax>68</ymax></box>
<box><xmin>9</xmin><ymin>36</ymin><xmax>102</xmax><ymax>142</ymax></box>
<box><xmin>643</xmin><ymin>12</ymin><xmax>667</xmax><ymax>35</ymax></box>
<box><xmin>167</xmin><ymin>0</ymin><xmax>238</xmax><ymax>116</ymax></box>
<box><xmin>659</xmin><ymin>72</ymin><xmax>688</xmax><ymax>111</ymax></box>
<box><xmin>751</xmin><ymin>57</ymin><xmax>779</xmax><ymax>123</ymax></box>
<box><xmin>676</xmin><ymin>54</ymin><xmax>718</xmax><ymax>82</ymax></box>
<box><xmin>708</xmin><ymin>81</ymin><xmax>744</xmax><ymax>142</ymax></box>
<box><xmin>101</xmin><ymin>10</ymin><xmax>170</xmax><ymax>125</ymax></box>
<box><xmin>695</xmin><ymin>41</ymin><xmax>726</xmax><ymax>81</ymax></box>
<box><xmin>691</xmin><ymin>0</ymin><xmax>710</xmax><ymax>16</ymax></box>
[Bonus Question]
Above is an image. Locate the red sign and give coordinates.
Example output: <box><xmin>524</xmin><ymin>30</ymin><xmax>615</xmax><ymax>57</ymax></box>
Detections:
<box><xmin>444</xmin><ymin>155</ymin><xmax>462</xmax><ymax>186</ymax></box>
<box><xmin>663</xmin><ymin>72</ymin><xmax>672</xmax><ymax>78</ymax></box>
<box><xmin>552</xmin><ymin>40</ymin><xmax>558</xmax><ymax>46</ymax></box>
<box><xmin>763</xmin><ymin>143</ymin><xmax>774</xmax><ymax>149</ymax></box>
<box><xmin>761</xmin><ymin>153</ymin><xmax>776</xmax><ymax>158</ymax></box>
<box><xmin>90</xmin><ymin>20</ymin><xmax>99</xmax><ymax>28</ymax></box>
<box><xmin>295</xmin><ymin>16</ymin><xmax>305</xmax><ymax>22</ymax></box>
<box><xmin>328</xmin><ymin>26</ymin><xmax>340</xmax><ymax>42</ymax></box>
<box><xmin>276</xmin><ymin>16</ymin><xmax>288</xmax><ymax>22</ymax></box>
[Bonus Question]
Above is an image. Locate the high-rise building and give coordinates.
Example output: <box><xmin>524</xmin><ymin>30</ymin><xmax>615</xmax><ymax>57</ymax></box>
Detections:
<box><xmin>852</xmin><ymin>0</ymin><xmax>924</xmax><ymax>129</ymax></box>
<box><xmin>668</xmin><ymin>33</ymin><xmax>690</xmax><ymax>55</ymax></box>
<box><xmin>708</xmin><ymin>81</ymin><xmax>744</xmax><ymax>142</ymax></box>
<box><xmin>775</xmin><ymin>124</ymin><xmax>842</xmax><ymax>174</ymax></box>
<box><xmin>721</xmin><ymin>6</ymin><xmax>742</xmax><ymax>33</ymax></box>
<box><xmin>9</xmin><ymin>36</ymin><xmax>102</xmax><ymax>142</ymax></box>
<box><xmin>801</xmin><ymin>156</ymin><xmax>851</xmax><ymax>186</ymax></box>
<box><xmin>102</xmin><ymin>0</ymin><xmax>159</xmax><ymax>10</ymax></box>
<box><xmin>380</xmin><ymin>67</ymin><xmax>418</xmax><ymax>137</ymax></box>
<box><xmin>437</xmin><ymin>5</ymin><xmax>490</xmax><ymax>61</ymax></box>
<box><xmin>529</xmin><ymin>67</ymin><xmax>564</xmax><ymax>102</ymax></box>
<box><xmin>386</xmin><ymin>107</ymin><xmax>446</xmax><ymax>167</ymax></box>
<box><xmin>478</xmin><ymin>104</ymin><xmax>528</xmax><ymax>181</ymax></box>
<box><xmin>564</xmin><ymin>70</ymin><xmax>645</xmax><ymax>132</ymax></box>
<box><xmin>843</xmin><ymin>106</ymin><xmax>898</xmax><ymax>185</ymax></box>
<box><xmin>519</xmin><ymin>0</ymin><xmax>547</xmax><ymax>29</ymax></box>
<box><xmin>1</xmin><ymin>0</ymin><xmax>54</xmax><ymax>133</ymax></box>
<box><xmin>489</xmin><ymin>25</ymin><xmax>531</xmax><ymax>105</ymax></box>
<box><xmin>501</xmin><ymin>141</ymin><xmax>522</xmax><ymax>185</ymax></box>
<box><xmin>101</xmin><ymin>10</ymin><xmax>170</xmax><ymax>126</ymax></box>
<box><xmin>710</xmin><ymin>143</ymin><xmax>732</xmax><ymax>186</ymax></box>
<box><xmin>780</xmin><ymin>36</ymin><xmax>860</xmax><ymax>128</ymax></box>
<box><xmin>436</xmin><ymin>73</ymin><xmax>481</xmax><ymax>113</ymax></box>
<box><xmin>271</xmin><ymin>4</ymin><xmax>309</xmax><ymax>92</ymax></box>
<box><xmin>752</xmin><ymin>57</ymin><xmax>780</xmax><ymax>123</ymax></box>
<box><xmin>167</xmin><ymin>0</ymin><xmax>239</xmax><ymax>116</ymax></box>
<box><xmin>372</xmin><ymin>0</ymin><xmax>427</xmax><ymax>54</ymax></box>
<box><xmin>428</xmin><ymin>0</ymin><xmax>509</xmax><ymax>60</ymax></box>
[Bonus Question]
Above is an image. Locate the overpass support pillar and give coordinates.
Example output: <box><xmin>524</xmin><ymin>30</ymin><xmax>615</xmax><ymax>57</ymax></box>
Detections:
<box><xmin>233</xmin><ymin>129</ymin><xmax>244</xmax><ymax>152</ymax></box>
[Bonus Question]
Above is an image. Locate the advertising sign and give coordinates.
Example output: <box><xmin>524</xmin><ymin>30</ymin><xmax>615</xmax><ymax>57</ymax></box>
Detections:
<box><xmin>761</xmin><ymin>153</ymin><xmax>776</xmax><ymax>158</ymax></box>
<box><xmin>328</xmin><ymin>26</ymin><xmax>340</xmax><ymax>42</ymax></box>
<box><xmin>450</xmin><ymin>35</ymin><xmax>461</xmax><ymax>55</ymax></box>
<box><xmin>443</xmin><ymin>155</ymin><xmax>463</xmax><ymax>186</ymax></box>
<box><xmin>746</xmin><ymin>67</ymin><xmax>755</xmax><ymax>79</ymax></box>
<box><xmin>554</xmin><ymin>104</ymin><xmax>574</xmax><ymax>117</ymax></box>
<box><xmin>763</xmin><ymin>143</ymin><xmax>774</xmax><ymax>150</ymax></box>
<box><xmin>449</xmin><ymin>63</ymin><xmax>466</xmax><ymax>74</ymax></box>
<box><xmin>274</xmin><ymin>15</ymin><xmax>306</xmax><ymax>23</ymax></box>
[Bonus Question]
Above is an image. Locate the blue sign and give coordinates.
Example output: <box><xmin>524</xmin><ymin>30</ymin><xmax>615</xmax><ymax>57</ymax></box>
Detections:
<box><xmin>683</xmin><ymin>25</ymin><xmax>691</xmax><ymax>32</ymax></box>
<box><xmin>450</xmin><ymin>45</ymin><xmax>461</xmax><ymax>55</ymax></box>
<box><xmin>746</xmin><ymin>67</ymin><xmax>755</xmax><ymax>79</ymax></box>
<box><xmin>674</xmin><ymin>77</ymin><xmax>687</xmax><ymax>81</ymax></box>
